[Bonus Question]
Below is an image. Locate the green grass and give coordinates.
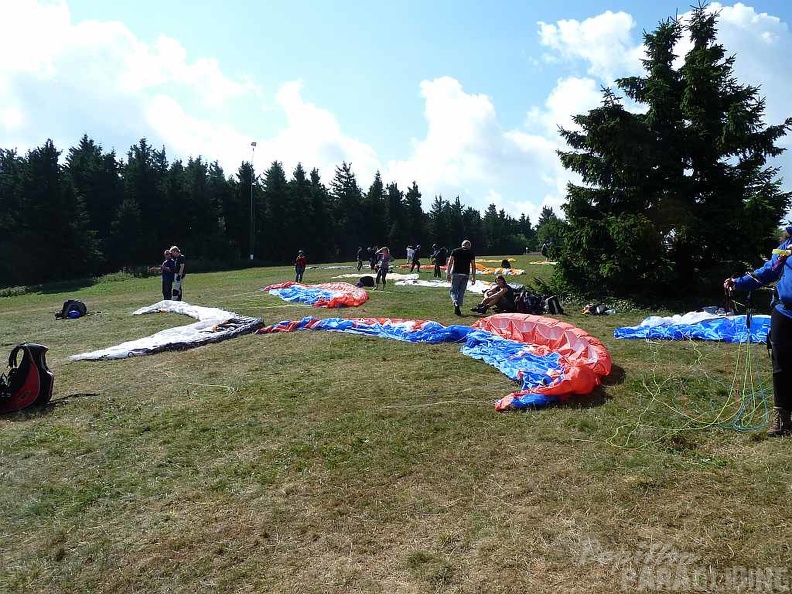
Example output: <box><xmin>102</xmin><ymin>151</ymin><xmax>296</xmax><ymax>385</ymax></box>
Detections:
<box><xmin>1</xmin><ymin>257</ymin><xmax>791</xmax><ymax>593</ymax></box>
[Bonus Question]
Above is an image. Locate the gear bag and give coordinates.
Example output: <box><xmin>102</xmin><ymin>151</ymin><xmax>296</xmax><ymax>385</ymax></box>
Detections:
<box><xmin>0</xmin><ymin>343</ymin><xmax>54</xmax><ymax>413</ymax></box>
<box><xmin>55</xmin><ymin>299</ymin><xmax>87</xmax><ymax>319</ymax></box>
<box><xmin>545</xmin><ymin>295</ymin><xmax>564</xmax><ymax>315</ymax></box>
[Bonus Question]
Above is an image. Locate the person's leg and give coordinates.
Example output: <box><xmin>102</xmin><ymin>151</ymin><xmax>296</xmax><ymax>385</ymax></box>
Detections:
<box><xmin>382</xmin><ymin>271</ymin><xmax>387</xmax><ymax>288</ymax></box>
<box><xmin>450</xmin><ymin>274</ymin><xmax>468</xmax><ymax>314</ymax></box>
<box><xmin>769</xmin><ymin>308</ymin><xmax>792</xmax><ymax>435</ymax></box>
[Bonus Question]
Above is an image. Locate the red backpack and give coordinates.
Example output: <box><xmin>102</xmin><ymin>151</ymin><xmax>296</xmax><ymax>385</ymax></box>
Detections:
<box><xmin>0</xmin><ymin>343</ymin><xmax>54</xmax><ymax>413</ymax></box>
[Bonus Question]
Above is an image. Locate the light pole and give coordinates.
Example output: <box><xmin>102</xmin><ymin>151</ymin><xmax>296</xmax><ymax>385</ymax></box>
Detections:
<box><xmin>249</xmin><ymin>141</ymin><xmax>256</xmax><ymax>261</ymax></box>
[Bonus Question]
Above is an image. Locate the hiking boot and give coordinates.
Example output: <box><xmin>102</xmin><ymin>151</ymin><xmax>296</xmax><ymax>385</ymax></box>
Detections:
<box><xmin>767</xmin><ymin>407</ymin><xmax>792</xmax><ymax>437</ymax></box>
<box><xmin>454</xmin><ymin>305</ymin><xmax>462</xmax><ymax>316</ymax></box>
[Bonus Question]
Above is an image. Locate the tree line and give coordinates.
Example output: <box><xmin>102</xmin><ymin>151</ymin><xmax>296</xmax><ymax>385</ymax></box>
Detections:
<box><xmin>0</xmin><ymin>136</ymin><xmax>547</xmax><ymax>287</ymax></box>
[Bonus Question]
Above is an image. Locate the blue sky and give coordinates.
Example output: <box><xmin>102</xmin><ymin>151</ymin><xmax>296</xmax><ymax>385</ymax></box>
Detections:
<box><xmin>2</xmin><ymin>0</ymin><xmax>791</xmax><ymax>223</ymax></box>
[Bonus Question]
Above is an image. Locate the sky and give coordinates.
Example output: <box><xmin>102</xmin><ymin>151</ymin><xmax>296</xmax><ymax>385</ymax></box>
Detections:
<box><xmin>1</xmin><ymin>0</ymin><xmax>791</xmax><ymax>224</ymax></box>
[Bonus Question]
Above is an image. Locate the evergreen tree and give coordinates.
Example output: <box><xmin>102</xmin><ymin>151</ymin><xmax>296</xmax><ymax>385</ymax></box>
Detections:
<box><xmin>108</xmin><ymin>197</ymin><xmax>148</xmax><ymax>269</ymax></box>
<box><xmin>385</xmin><ymin>181</ymin><xmax>405</xmax><ymax>249</ymax></box>
<box><xmin>404</xmin><ymin>181</ymin><xmax>427</xmax><ymax>245</ymax></box>
<box><xmin>288</xmin><ymin>163</ymin><xmax>314</xmax><ymax>258</ymax></box>
<box><xmin>482</xmin><ymin>204</ymin><xmax>503</xmax><ymax>252</ymax></box>
<box><xmin>330</xmin><ymin>162</ymin><xmax>364</xmax><ymax>259</ymax></box>
<box><xmin>428</xmin><ymin>196</ymin><xmax>451</xmax><ymax>249</ymax></box>
<box><xmin>65</xmin><ymin>135</ymin><xmax>123</xmax><ymax>268</ymax></box>
<box><xmin>182</xmin><ymin>157</ymin><xmax>223</xmax><ymax>259</ymax></box>
<box><xmin>206</xmin><ymin>160</ymin><xmax>235</xmax><ymax>260</ymax></box>
<box><xmin>363</xmin><ymin>171</ymin><xmax>387</xmax><ymax>246</ymax></box>
<box><xmin>16</xmin><ymin>140</ymin><xmax>100</xmax><ymax>283</ymax></box>
<box><xmin>230</xmin><ymin>161</ymin><xmax>257</xmax><ymax>260</ymax></box>
<box><xmin>447</xmin><ymin>197</ymin><xmax>466</xmax><ymax>246</ymax></box>
<box><xmin>308</xmin><ymin>168</ymin><xmax>334</xmax><ymax>261</ymax></box>
<box><xmin>557</xmin><ymin>7</ymin><xmax>792</xmax><ymax>298</ymax></box>
<box><xmin>462</xmin><ymin>206</ymin><xmax>484</xmax><ymax>252</ymax></box>
<box><xmin>262</xmin><ymin>161</ymin><xmax>290</xmax><ymax>262</ymax></box>
<box><xmin>0</xmin><ymin>149</ymin><xmax>24</xmax><ymax>285</ymax></box>
<box><xmin>122</xmin><ymin>139</ymin><xmax>166</xmax><ymax>256</ymax></box>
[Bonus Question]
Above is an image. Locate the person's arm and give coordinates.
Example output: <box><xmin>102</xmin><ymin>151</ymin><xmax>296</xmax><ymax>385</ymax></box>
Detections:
<box><xmin>726</xmin><ymin>255</ymin><xmax>782</xmax><ymax>292</ymax></box>
<box><xmin>446</xmin><ymin>255</ymin><xmax>454</xmax><ymax>278</ymax></box>
<box><xmin>470</xmin><ymin>257</ymin><xmax>476</xmax><ymax>283</ymax></box>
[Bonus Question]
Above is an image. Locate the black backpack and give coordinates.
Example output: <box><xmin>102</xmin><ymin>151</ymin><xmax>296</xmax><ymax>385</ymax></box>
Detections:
<box><xmin>516</xmin><ymin>290</ymin><xmax>544</xmax><ymax>315</ymax></box>
<box><xmin>55</xmin><ymin>299</ymin><xmax>87</xmax><ymax>319</ymax></box>
<box><xmin>356</xmin><ymin>276</ymin><xmax>375</xmax><ymax>288</ymax></box>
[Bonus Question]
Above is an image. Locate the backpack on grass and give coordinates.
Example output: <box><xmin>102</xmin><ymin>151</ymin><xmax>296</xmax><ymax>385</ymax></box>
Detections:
<box><xmin>516</xmin><ymin>290</ymin><xmax>544</xmax><ymax>315</ymax></box>
<box><xmin>0</xmin><ymin>343</ymin><xmax>54</xmax><ymax>413</ymax></box>
<box><xmin>55</xmin><ymin>299</ymin><xmax>87</xmax><ymax>319</ymax></box>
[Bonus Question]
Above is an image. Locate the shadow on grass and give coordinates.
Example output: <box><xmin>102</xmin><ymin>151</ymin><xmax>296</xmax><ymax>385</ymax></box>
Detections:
<box><xmin>549</xmin><ymin>386</ymin><xmax>613</xmax><ymax>410</ymax></box>
<box><xmin>519</xmin><ymin>364</ymin><xmax>625</xmax><ymax>411</ymax></box>
<box><xmin>35</xmin><ymin>278</ymin><xmax>98</xmax><ymax>295</ymax></box>
<box><xmin>602</xmin><ymin>363</ymin><xmax>626</xmax><ymax>387</ymax></box>
<box><xmin>1</xmin><ymin>393</ymin><xmax>100</xmax><ymax>420</ymax></box>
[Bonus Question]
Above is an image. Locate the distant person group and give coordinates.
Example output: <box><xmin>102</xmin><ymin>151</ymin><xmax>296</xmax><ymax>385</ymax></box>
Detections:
<box><xmin>160</xmin><ymin>246</ymin><xmax>186</xmax><ymax>301</ymax></box>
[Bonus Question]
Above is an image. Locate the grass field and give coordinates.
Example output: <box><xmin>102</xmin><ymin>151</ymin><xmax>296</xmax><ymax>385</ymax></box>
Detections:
<box><xmin>1</xmin><ymin>256</ymin><xmax>791</xmax><ymax>593</ymax></box>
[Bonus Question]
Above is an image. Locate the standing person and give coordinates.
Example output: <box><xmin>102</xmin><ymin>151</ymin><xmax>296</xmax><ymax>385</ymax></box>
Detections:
<box><xmin>410</xmin><ymin>244</ymin><xmax>422</xmax><ymax>274</ymax></box>
<box><xmin>369</xmin><ymin>246</ymin><xmax>377</xmax><ymax>270</ymax></box>
<box><xmin>724</xmin><ymin>225</ymin><xmax>792</xmax><ymax>436</ymax></box>
<box><xmin>406</xmin><ymin>245</ymin><xmax>415</xmax><ymax>267</ymax></box>
<box><xmin>294</xmin><ymin>250</ymin><xmax>307</xmax><ymax>282</ymax></box>
<box><xmin>170</xmin><ymin>246</ymin><xmax>186</xmax><ymax>301</ymax></box>
<box><xmin>446</xmin><ymin>239</ymin><xmax>476</xmax><ymax>316</ymax></box>
<box><xmin>356</xmin><ymin>246</ymin><xmax>364</xmax><ymax>271</ymax></box>
<box><xmin>541</xmin><ymin>240</ymin><xmax>550</xmax><ymax>260</ymax></box>
<box><xmin>161</xmin><ymin>249</ymin><xmax>176</xmax><ymax>301</ymax></box>
<box><xmin>375</xmin><ymin>246</ymin><xmax>394</xmax><ymax>290</ymax></box>
<box><xmin>432</xmin><ymin>244</ymin><xmax>448</xmax><ymax>278</ymax></box>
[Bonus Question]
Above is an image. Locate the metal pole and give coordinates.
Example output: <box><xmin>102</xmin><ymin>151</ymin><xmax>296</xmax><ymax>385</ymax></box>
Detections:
<box><xmin>249</xmin><ymin>141</ymin><xmax>256</xmax><ymax>261</ymax></box>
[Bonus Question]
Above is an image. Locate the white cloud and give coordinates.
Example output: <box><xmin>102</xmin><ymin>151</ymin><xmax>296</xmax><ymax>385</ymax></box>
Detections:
<box><xmin>538</xmin><ymin>11</ymin><xmax>645</xmax><ymax>83</ymax></box>
<box><xmin>384</xmin><ymin>76</ymin><xmax>565</xmax><ymax>222</ymax></box>
<box><xmin>525</xmin><ymin>76</ymin><xmax>603</xmax><ymax>135</ymax></box>
<box><xmin>0</xmin><ymin>0</ymin><xmax>378</xmax><ymax>182</ymax></box>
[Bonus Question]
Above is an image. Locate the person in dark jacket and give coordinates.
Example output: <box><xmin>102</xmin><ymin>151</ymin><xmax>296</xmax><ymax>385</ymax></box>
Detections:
<box><xmin>471</xmin><ymin>275</ymin><xmax>515</xmax><ymax>314</ymax></box>
<box><xmin>161</xmin><ymin>249</ymin><xmax>176</xmax><ymax>301</ymax></box>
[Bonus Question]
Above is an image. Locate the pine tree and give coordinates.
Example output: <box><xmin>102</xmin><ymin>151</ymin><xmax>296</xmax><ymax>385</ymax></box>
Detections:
<box><xmin>262</xmin><ymin>161</ymin><xmax>289</xmax><ymax>262</ymax></box>
<box><xmin>329</xmin><ymin>162</ymin><xmax>364</xmax><ymax>259</ymax></box>
<box><xmin>65</xmin><ymin>135</ymin><xmax>123</xmax><ymax>266</ymax></box>
<box><xmin>557</xmin><ymin>7</ymin><xmax>792</xmax><ymax>298</ymax></box>
<box><xmin>17</xmin><ymin>140</ymin><xmax>100</xmax><ymax>283</ymax></box>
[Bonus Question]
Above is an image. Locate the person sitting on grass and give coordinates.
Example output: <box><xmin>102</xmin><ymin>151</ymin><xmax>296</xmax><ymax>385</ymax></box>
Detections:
<box><xmin>471</xmin><ymin>275</ymin><xmax>515</xmax><ymax>314</ymax></box>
